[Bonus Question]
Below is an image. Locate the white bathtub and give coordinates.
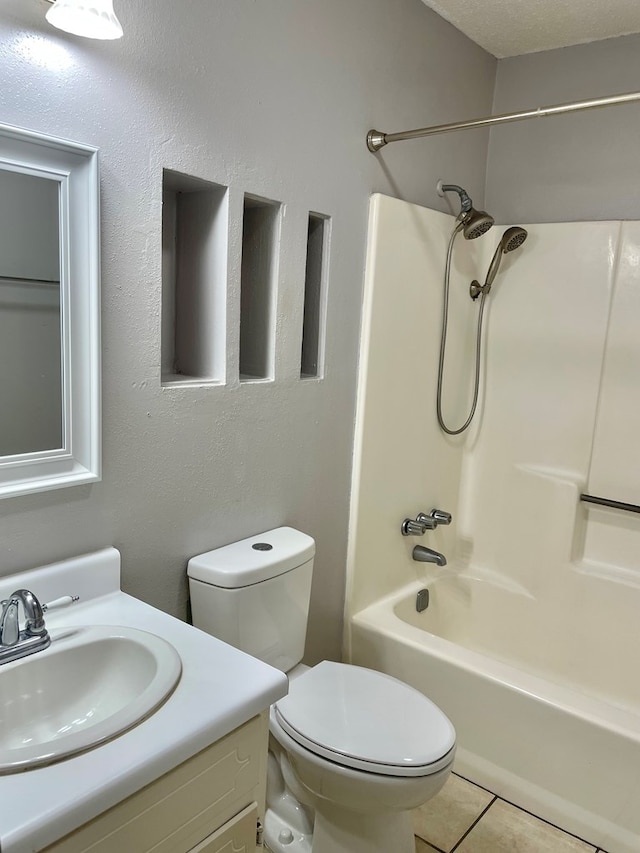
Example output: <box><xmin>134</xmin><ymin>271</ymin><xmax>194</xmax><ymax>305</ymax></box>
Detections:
<box><xmin>349</xmin><ymin>577</ymin><xmax>640</xmax><ymax>853</ymax></box>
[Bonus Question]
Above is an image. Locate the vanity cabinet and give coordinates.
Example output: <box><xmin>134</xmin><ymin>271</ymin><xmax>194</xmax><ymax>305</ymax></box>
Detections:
<box><xmin>186</xmin><ymin>803</ymin><xmax>257</xmax><ymax>852</ymax></box>
<box><xmin>42</xmin><ymin>713</ymin><xmax>268</xmax><ymax>853</ymax></box>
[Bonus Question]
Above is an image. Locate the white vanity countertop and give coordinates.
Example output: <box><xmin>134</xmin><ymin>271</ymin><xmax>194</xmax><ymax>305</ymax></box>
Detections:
<box><xmin>0</xmin><ymin>548</ymin><xmax>288</xmax><ymax>853</ymax></box>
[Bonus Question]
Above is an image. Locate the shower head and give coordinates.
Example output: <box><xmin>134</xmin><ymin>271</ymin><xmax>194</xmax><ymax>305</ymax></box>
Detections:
<box><xmin>461</xmin><ymin>208</ymin><xmax>494</xmax><ymax>240</ymax></box>
<box><xmin>484</xmin><ymin>226</ymin><xmax>528</xmax><ymax>287</ymax></box>
<box><xmin>436</xmin><ymin>180</ymin><xmax>494</xmax><ymax>240</ymax></box>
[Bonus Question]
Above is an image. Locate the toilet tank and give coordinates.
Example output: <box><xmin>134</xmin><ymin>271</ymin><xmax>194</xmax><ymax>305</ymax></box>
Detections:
<box><xmin>187</xmin><ymin>527</ymin><xmax>315</xmax><ymax>673</ymax></box>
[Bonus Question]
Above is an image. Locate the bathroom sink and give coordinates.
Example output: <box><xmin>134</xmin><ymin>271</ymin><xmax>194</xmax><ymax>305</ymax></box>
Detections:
<box><xmin>0</xmin><ymin>625</ymin><xmax>182</xmax><ymax>773</ymax></box>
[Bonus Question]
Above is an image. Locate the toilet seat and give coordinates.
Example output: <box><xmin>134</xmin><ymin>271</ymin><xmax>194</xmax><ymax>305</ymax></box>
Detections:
<box><xmin>274</xmin><ymin>661</ymin><xmax>456</xmax><ymax>778</ymax></box>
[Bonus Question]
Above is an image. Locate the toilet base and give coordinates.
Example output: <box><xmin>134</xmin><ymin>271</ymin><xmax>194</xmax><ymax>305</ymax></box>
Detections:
<box><xmin>264</xmin><ymin>801</ymin><xmax>416</xmax><ymax>853</ymax></box>
<box><xmin>312</xmin><ymin>803</ymin><xmax>416</xmax><ymax>853</ymax></box>
<box><xmin>265</xmin><ymin>742</ymin><xmax>314</xmax><ymax>853</ymax></box>
<box><xmin>264</xmin><ymin>806</ymin><xmax>312</xmax><ymax>853</ymax></box>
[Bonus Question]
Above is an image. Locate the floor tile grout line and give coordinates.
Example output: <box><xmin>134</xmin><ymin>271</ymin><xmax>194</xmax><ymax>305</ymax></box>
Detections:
<box><xmin>414</xmin><ymin>826</ymin><xmax>447</xmax><ymax>853</ymax></box>
<box><xmin>451</xmin><ymin>772</ymin><xmax>599</xmax><ymax>850</ymax></box>
<box><xmin>450</xmin><ymin>771</ymin><xmax>497</xmax><ymax>798</ymax></box>
<box><xmin>448</xmin><ymin>795</ymin><xmax>498</xmax><ymax>852</ymax></box>
<box><xmin>415</xmin><ymin>839</ymin><xmax>447</xmax><ymax>853</ymax></box>
<box><xmin>491</xmin><ymin>793</ymin><xmax>599</xmax><ymax>848</ymax></box>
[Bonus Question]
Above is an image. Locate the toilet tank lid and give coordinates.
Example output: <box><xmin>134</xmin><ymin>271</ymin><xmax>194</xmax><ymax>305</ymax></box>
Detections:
<box><xmin>187</xmin><ymin>526</ymin><xmax>315</xmax><ymax>588</ymax></box>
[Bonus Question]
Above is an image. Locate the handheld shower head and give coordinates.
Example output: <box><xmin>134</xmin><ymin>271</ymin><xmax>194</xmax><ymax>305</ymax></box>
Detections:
<box><xmin>437</xmin><ymin>181</ymin><xmax>494</xmax><ymax>240</ymax></box>
<box><xmin>484</xmin><ymin>226</ymin><xmax>528</xmax><ymax>288</ymax></box>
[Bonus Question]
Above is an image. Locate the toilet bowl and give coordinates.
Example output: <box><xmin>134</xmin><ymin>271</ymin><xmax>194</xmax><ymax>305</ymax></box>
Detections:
<box><xmin>268</xmin><ymin>660</ymin><xmax>455</xmax><ymax>853</ymax></box>
<box><xmin>187</xmin><ymin>527</ymin><xmax>456</xmax><ymax>853</ymax></box>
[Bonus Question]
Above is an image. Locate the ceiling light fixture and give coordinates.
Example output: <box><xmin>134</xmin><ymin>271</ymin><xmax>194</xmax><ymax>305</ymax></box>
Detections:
<box><xmin>45</xmin><ymin>0</ymin><xmax>123</xmax><ymax>40</ymax></box>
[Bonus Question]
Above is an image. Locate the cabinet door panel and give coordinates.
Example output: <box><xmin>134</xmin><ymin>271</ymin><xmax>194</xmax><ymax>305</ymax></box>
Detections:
<box><xmin>43</xmin><ymin>714</ymin><xmax>268</xmax><ymax>853</ymax></box>
<box><xmin>190</xmin><ymin>803</ymin><xmax>257</xmax><ymax>853</ymax></box>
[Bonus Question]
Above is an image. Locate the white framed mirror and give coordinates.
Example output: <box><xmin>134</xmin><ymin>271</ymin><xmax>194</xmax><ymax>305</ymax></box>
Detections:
<box><xmin>0</xmin><ymin>124</ymin><xmax>100</xmax><ymax>498</ymax></box>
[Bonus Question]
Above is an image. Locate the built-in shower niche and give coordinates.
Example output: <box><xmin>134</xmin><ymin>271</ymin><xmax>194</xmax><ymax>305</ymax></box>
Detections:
<box><xmin>239</xmin><ymin>194</ymin><xmax>281</xmax><ymax>382</ymax></box>
<box><xmin>301</xmin><ymin>212</ymin><xmax>330</xmax><ymax>379</ymax></box>
<box><xmin>161</xmin><ymin>170</ymin><xmax>228</xmax><ymax>386</ymax></box>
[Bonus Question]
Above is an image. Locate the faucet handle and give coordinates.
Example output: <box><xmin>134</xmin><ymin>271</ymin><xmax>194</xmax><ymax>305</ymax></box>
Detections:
<box><xmin>415</xmin><ymin>512</ymin><xmax>437</xmax><ymax>529</ymax></box>
<box><xmin>0</xmin><ymin>598</ymin><xmax>20</xmax><ymax>646</ymax></box>
<box><xmin>430</xmin><ymin>509</ymin><xmax>452</xmax><ymax>526</ymax></box>
<box><xmin>402</xmin><ymin>518</ymin><xmax>427</xmax><ymax>536</ymax></box>
<box><xmin>417</xmin><ymin>509</ymin><xmax>452</xmax><ymax>527</ymax></box>
<box><xmin>42</xmin><ymin>595</ymin><xmax>80</xmax><ymax>612</ymax></box>
<box><xmin>402</xmin><ymin>512</ymin><xmax>438</xmax><ymax>535</ymax></box>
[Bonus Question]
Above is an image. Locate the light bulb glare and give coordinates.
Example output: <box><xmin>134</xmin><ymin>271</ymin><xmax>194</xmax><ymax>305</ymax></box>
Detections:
<box><xmin>45</xmin><ymin>0</ymin><xmax>123</xmax><ymax>40</ymax></box>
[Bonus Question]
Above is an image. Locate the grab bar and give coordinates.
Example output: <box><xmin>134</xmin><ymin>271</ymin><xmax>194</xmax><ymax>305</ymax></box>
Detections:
<box><xmin>580</xmin><ymin>494</ymin><xmax>640</xmax><ymax>515</ymax></box>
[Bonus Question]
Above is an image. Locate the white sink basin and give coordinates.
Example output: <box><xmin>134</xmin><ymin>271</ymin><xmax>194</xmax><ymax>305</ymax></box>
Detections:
<box><xmin>0</xmin><ymin>625</ymin><xmax>182</xmax><ymax>773</ymax></box>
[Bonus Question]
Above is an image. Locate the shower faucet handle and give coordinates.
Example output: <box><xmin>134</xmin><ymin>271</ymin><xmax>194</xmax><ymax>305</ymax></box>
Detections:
<box><xmin>429</xmin><ymin>509</ymin><xmax>452</xmax><ymax>526</ymax></box>
<box><xmin>402</xmin><ymin>517</ymin><xmax>433</xmax><ymax>535</ymax></box>
<box><xmin>416</xmin><ymin>509</ymin><xmax>452</xmax><ymax>527</ymax></box>
<box><xmin>402</xmin><ymin>509</ymin><xmax>452</xmax><ymax>536</ymax></box>
<box><xmin>413</xmin><ymin>513</ymin><xmax>437</xmax><ymax>530</ymax></box>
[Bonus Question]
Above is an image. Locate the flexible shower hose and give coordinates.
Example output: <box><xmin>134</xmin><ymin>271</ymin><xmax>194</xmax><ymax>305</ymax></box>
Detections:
<box><xmin>436</xmin><ymin>222</ymin><xmax>487</xmax><ymax>435</ymax></box>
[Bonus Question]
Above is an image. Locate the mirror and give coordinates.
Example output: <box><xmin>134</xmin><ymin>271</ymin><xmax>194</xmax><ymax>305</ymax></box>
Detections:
<box><xmin>0</xmin><ymin>170</ymin><xmax>62</xmax><ymax>456</ymax></box>
<box><xmin>0</xmin><ymin>124</ymin><xmax>100</xmax><ymax>498</ymax></box>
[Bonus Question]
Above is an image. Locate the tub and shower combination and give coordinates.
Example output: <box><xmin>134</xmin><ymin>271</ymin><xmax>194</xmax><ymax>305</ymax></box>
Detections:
<box><xmin>350</xmin><ymin>572</ymin><xmax>640</xmax><ymax>853</ymax></box>
<box><xmin>346</xmin><ymin>193</ymin><xmax>640</xmax><ymax>853</ymax></box>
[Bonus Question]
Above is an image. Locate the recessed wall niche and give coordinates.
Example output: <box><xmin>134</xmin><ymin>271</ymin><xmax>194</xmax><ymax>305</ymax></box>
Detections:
<box><xmin>239</xmin><ymin>194</ymin><xmax>282</xmax><ymax>382</ymax></box>
<box><xmin>162</xmin><ymin>170</ymin><xmax>228</xmax><ymax>386</ymax></box>
<box><xmin>301</xmin><ymin>212</ymin><xmax>330</xmax><ymax>379</ymax></box>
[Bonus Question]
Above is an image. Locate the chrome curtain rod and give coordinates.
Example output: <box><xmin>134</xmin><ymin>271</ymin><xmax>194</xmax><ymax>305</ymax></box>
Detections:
<box><xmin>367</xmin><ymin>90</ymin><xmax>640</xmax><ymax>152</ymax></box>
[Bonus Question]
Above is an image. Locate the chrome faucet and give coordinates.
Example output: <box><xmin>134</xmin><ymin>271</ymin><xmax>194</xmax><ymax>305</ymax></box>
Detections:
<box><xmin>0</xmin><ymin>589</ymin><xmax>51</xmax><ymax>664</ymax></box>
<box><xmin>401</xmin><ymin>509</ymin><xmax>452</xmax><ymax>536</ymax></box>
<box><xmin>412</xmin><ymin>545</ymin><xmax>447</xmax><ymax>567</ymax></box>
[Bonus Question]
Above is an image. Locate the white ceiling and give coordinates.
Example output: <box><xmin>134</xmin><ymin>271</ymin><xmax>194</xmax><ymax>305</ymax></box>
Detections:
<box><xmin>420</xmin><ymin>0</ymin><xmax>640</xmax><ymax>58</ymax></box>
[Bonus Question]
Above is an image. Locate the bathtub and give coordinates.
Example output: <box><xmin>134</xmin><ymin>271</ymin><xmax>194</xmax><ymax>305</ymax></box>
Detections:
<box><xmin>349</xmin><ymin>576</ymin><xmax>640</xmax><ymax>853</ymax></box>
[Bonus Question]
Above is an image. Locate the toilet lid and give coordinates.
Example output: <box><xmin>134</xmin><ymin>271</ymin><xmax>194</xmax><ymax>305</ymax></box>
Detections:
<box><xmin>274</xmin><ymin>661</ymin><xmax>456</xmax><ymax>777</ymax></box>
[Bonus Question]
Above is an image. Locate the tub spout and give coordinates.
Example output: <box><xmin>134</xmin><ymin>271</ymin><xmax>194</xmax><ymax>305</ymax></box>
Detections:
<box><xmin>412</xmin><ymin>545</ymin><xmax>447</xmax><ymax>566</ymax></box>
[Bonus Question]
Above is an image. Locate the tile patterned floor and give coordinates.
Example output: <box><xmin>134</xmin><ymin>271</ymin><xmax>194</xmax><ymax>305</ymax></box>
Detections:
<box><xmin>413</xmin><ymin>773</ymin><xmax>609</xmax><ymax>853</ymax></box>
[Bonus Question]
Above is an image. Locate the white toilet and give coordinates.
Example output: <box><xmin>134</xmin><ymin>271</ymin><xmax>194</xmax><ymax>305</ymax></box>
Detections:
<box><xmin>187</xmin><ymin>527</ymin><xmax>456</xmax><ymax>853</ymax></box>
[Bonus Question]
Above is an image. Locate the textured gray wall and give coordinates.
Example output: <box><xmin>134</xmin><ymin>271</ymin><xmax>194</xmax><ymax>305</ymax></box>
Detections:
<box><xmin>487</xmin><ymin>34</ymin><xmax>640</xmax><ymax>224</ymax></box>
<box><xmin>0</xmin><ymin>0</ymin><xmax>495</xmax><ymax>664</ymax></box>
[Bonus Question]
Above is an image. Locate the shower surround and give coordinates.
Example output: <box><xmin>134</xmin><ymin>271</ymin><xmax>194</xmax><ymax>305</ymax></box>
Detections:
<box><xmin>345</xmin><ymin>195</ymin><xmax>640</xmax><ymax>853</ymax></box>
